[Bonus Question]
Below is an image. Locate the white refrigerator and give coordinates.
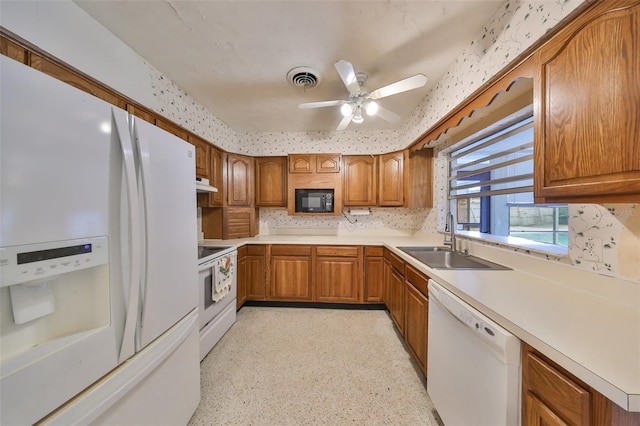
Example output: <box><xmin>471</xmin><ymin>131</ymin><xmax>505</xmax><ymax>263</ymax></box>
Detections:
<box><xmin>0</xmin><ymin>56</ymin><xmax>200</xmax><ymax>424</ymax></box>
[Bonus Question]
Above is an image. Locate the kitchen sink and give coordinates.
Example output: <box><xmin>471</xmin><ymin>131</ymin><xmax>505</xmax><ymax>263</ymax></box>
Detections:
<box><xmin>397</xmin><ymin>246</ymin><xmax>511</xmax><ymax>270</ymax></box>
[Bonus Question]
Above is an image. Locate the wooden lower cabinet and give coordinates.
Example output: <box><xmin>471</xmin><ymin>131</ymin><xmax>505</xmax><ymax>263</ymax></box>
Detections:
<box><xmin>315</xmin><ymin>246</ymin><xmax>362</xmax><ymax>303</ymax></box>
<box><xmin>384</xmin><ymin>248</ymin><xmax>406</xmax><ymax>334</ymax></box>
<box><xmin>236</xmin><ymin>246</ymin><xmax>247</xmax><ymax>309</ymax></box>
<box><xmin>387</xmin><ymin>265</ymin><xmax>405</xmax><ymax>334</ymax></box>
<box><xmin>522</xmin><ymin>343</ymin><xmax>640</xmax><ymax>426</ymax></box>
<box><xmin>269</xmin><ymin>245</ymin><xmax>313</xmax><ymax>301</ymax></box>
<box><xmin>364</xmin><ymin>246</ymin><xmax>384</xmax><ymax>303</ymax></box>
<box><xmin>237</xmin><ymin>245</ymin><xmax>266</xmax><ymax>307</ymax></box>
<box><xmin>404</xmin><ymin>265</ymin><xmax>428</xmax><ymax>376</ymax></box>
<box><xmin>245</xmin><ymin>245</ymin><xmax>266</xmax><ymax>301</ymax></box>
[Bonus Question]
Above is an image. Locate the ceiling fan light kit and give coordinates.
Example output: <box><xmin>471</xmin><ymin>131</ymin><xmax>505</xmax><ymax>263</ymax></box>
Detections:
<box><xmin>298</xmin><ymin>60</ymin><xmax>427</xmax><ymax>130</ymax></box>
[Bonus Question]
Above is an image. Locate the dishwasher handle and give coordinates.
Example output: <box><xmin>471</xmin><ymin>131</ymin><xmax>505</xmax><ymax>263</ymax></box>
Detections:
<box><xmin>428</xmin><ymin>279</ymin><xmax>521</xmax><ymax>366</ymax></box>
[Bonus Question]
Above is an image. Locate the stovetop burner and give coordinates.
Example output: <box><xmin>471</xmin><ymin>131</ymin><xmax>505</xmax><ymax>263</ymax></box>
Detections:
<box><xmin>198</xmin><ymin>246</ymin><xmax>233</xmax><ymax>260</ymax></box>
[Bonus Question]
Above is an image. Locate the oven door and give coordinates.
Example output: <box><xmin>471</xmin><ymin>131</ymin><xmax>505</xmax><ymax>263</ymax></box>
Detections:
<box><xmin>198</xmin><ymin>252</ymin><xmax>237</xmax><ymax>329</ymax></box>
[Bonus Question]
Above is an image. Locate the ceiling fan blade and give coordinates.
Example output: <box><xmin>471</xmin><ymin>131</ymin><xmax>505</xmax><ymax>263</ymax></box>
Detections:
<box><xmin>299</xmin><ymin>100</ymin><xmax>344</xmax><ymax>109</ymax></box>
<box><xmin>334</xmin><ymin>60</ymin><xmax>361</xmax><ymax>93</ymax></box>
<box><xmin>369</xmin><ymin>74</ymin><xmax>427</xmax><ymax>100</ymax></box>
<box><xmin>336</xmin><ymin>114</ymin><xmax>353</xmax><ymax>131</ymax></box>
<box><xmin>375</xmin><ymin>105</ymin><xmax>401</xmax><ymax>123</ymax></box>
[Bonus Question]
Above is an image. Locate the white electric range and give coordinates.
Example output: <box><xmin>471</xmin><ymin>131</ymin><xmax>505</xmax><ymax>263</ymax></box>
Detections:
<box><xmin>197</xmin><ymin>246</ymin><xmax>237</xmax><ymax>360</ymax></box>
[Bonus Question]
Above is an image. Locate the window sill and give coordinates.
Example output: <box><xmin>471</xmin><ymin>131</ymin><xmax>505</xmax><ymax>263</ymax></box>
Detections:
<box><xmin>451</xmin><ymin>230</ymin><xmax>569</xmax><ymax>257</ymax></box>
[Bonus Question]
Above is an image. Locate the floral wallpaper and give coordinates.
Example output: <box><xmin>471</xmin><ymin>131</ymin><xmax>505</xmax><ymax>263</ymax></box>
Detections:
<box><xmin>569</xmin><ymin>204</ymin><xmax>640</xmax><ymax>280</ymax></box>
<box><xmin>146</xmin><ymin>66</ymin><xmax>239</xmax><ymax>153</ymax></box>
<box><xmin>259</xmin><ymin>208</ymin><xmax>431</xmax><ymax>233</ymax></box>
<box><xmin>235</xmin><ymin>129</ymin><xmax>402</xmax><ymax>157</ymax></box>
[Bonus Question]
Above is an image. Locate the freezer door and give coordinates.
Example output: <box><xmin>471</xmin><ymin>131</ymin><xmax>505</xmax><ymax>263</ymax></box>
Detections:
<box><xmin>132</xmin><ymin>118</ymin><xmax>199</xmax><ymax>349</ymax></box>
<box><xmin>0</xmin><ymin>57</ymin><xmax>125</xmax><ymax>425</ymax></box>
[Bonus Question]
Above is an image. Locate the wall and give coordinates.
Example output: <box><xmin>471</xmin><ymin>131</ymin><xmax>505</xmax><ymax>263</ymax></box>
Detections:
<box><xmin>0</xmin><ymin>0</ymin><xmax>239</xmax><ymax>153</ymax></box>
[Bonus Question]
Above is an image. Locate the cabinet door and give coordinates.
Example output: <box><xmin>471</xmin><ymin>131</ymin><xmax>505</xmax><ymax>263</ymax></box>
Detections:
<box><xmin>255</xmin><ymin>156</ymin><xmax>287</xmax><ymax>207</ymax></box>
<box><xmin>0</xmin><ymin>36</ymin><xmax>27</xmax><ymax>63</ymax></box>
<box><xmin>315</xmin><ymin>257</ymin><xmax>360</xmax><ymax>302</ymax></box>
<box><xmin>127</xmin><ymin>104</ymin><xmax>155</xmax><ymax>124</ymax></box>
<box><xmin>533</xmin><ymin>1</ymin><xmax>640</xmax><ymax>202</ymax></box>
<box><xmin>289</xmin><ymin>154</ymin><xmax>313</xmax><ymax>173</ymax></box>
<box><xmin>343</xmin><ymin>155</ymin><xmax>377</xmax><ymax>207</ymax></box>
<box><xmin>155</xmin><ymin>116</ymin><xmax>188</xmax><ymax>141</ymax></box>
<box><xmin>524</xmin><ymin>393</ymin><xmax>568</xmax><ymax>426</ymax></box>
<box><xmin>223</xmin><ymin>207</ymin><xmax>258</xmax><ymax>239</ymax></box>
<box><xmin>388</xmin><ymin>267</ymin><xmax>405</xmax><ymax>334</ymax></box>
<box><xmin>209</xmin><ymin>147</ymin><xmax>224</xmax><ymax>206</ymax></box>
<box><xmin>189</xmin><ymin>134</ymin><xmax>210</xmax><ymax>179</ymax></box>
<box><xmin>404</xmin><ymin>282</ymin><xmax>428</xmax><ymax>376</ymax></box>
<box><xmin>316</xmin><ymin>154</ymin><xmax>341</xmax><ymax>173</ymax></box>
<box><xmin>246</xmin><ymin>246</ymin><xmax>266</xmax><ymax>300</ymax></box>
<box><xmin>29</xmin><ymin>53</ymin><xmax>126</xmax><ymax>109</ymax></box>
<box><xmin>227</xmin><ymin>153</ymin><xmax>254</xmax><ymax>206</ymax></box>
<box><xmin>269</xmin><ymin>256</ymin><xmax>313</xmax><ymax>301</ymax></box>
<box><xmin>379</xmin><ymin>151</ymin><xmax>406</xmax><ymax>206</ymax></box>
<box><xmin>364</xmin><ymin>247</ymin><xmax>384</xmax><ymax>303</ymax></box>
<box><xmin>236</xmin><ymin>247</ymin><xmax>247</xmax><ymax>309</ymax></box>
<box><xmin>522</xmin><ymin>347</ymin><xmax>590</xmax><ymax>426</ymax></box>
<box><xmin>315</xmin><ymin>246</ymin><xmax>362</xmax><ymax>303</ymax></box>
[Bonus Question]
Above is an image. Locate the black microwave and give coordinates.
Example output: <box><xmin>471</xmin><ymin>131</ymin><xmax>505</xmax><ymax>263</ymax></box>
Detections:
<box><xmin>295</xmin><ymin>189</ymin><xmax>334</xmax><ymax>213</ymax></box>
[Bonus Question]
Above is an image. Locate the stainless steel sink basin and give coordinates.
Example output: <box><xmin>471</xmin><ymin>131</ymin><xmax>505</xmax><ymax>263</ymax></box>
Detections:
<box><xmin>397</xmin><ymin>247</ymin><xmax>511</xmax><ymax>270</ymax></box>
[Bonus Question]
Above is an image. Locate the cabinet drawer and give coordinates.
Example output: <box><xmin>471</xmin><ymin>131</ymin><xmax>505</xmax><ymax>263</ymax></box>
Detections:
<box><xmin>247</xmin><ymin>245</ymin><xmax>266</xmax><ymax>256</ymax></box>
<box><xmin>405</xmin><ymin>264</ymin><xmax>428</xmax><ymax>297</ymax></box>
<box><xmin>525</xmin><ymin>351</ymin><xmax>590</xmax><ymax>425</ymax></box>
<box><xmin>384</xmin><ymin>249</ymin><xmax>405</xmax><ymax>275</ymax></box>
<box><xmin>316</xmin><ymin>246</ymin><xmax>359</xmax><ymax>257</ymax></box>
<box><xmin>365</xmin><ymin>246</ymin><xmax>384</xmax><ymax>257</ymax></box>
<box><xmin>270</xmin><ymin>245</ymin><xmax>312</xmax><ymax>256</ymax></box>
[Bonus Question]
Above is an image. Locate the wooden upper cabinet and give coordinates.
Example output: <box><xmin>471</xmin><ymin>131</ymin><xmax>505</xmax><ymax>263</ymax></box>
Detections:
<box><xmin>188</xmin><ymin>134</ymin><xmax>211</xmax><ymax>179</ymax></box>
<box><xmin>343</xmin><ymin>155</ymin><xmax>377</xmax><ymax>207</ymax></box>
<box><xmin>534</xmin><ymin>0</ymin><xmax>640</xmax><ymax>203</ymax></box>
<box><xmin>155</xmin><ymin>116</ymin><xmax>188</xmax><ymax>141</ymax></box>
<box><xmin>29</xmin><ymin>53</ymin><xmax>126</xmax><ymax>109</ymax></box>
<box><xmin>255</xmin><ymin>156</ymin><xmax>287</xmax><ymax>207</ymax></box>
<box><xmin>316</xmin><ymin>154</ymin><xmax>341</xmax><ymax>173</ymax></box>
<box><xmin>289</xmin><ymin>154</ymin><xmax>341</xmax><ymax>173</ymax></box>
<box><xmin>0</xmin><ymin>36</ymin><xmax>27</xmax><ymax>64</ymax></box>
<box><xmin>407</xmin><ymin>149</ymin><xmax>433</xmax><ymax>208</ymax></box>
<box><xmin>209</xmin><ymin>147</ymin><xmax>224</xmax><ymax>206</ymax></box>
<box><xmin>127</xmin><ymin>104</ymin><xmax>155</xmax><ymax>124</ymax></box>
<box><xmin>289</xmin><ymin>154</ymin><xmax>313</xmax><ymax>173</ymax></box>
<box><xmin>226</xmin><ymin>153</ymin><xmax>254</xmax><ymax>207</ymax></box>
<box><xmin>378</xmin><ymin>150</ymin><xmax>406</xmax><ymax>207</ymax></box>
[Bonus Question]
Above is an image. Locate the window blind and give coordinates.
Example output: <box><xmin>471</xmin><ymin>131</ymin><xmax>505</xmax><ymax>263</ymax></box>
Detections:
<box><xmin>448</xmin><ymin>116</ymin><xmax>533</xmax><ymax>200</ymax></box>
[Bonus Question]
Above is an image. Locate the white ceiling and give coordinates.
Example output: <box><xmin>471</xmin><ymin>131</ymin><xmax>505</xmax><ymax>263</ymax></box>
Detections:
<box><xmin>74</xmin><ymin>1</ymin><xmax>504</xmax><ymax>133</ymax></box>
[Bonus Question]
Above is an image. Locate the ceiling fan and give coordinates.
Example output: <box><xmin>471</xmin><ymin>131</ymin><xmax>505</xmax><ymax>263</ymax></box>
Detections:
<box><xmin>299</xmin><ymin>60</ymin><xmax>427</xmax><ymax>130</ymax></box>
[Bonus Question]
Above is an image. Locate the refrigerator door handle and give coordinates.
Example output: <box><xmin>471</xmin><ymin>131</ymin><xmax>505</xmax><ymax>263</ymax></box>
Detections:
<box><xmin>113</xmin><ymin>110</ymin><xmax>142</xmax><ymax>363</ymax></box>
<box><xmin>132</xmin><ymin>119</ymin><xmax>150</xmax><ymax>341</ymax></box>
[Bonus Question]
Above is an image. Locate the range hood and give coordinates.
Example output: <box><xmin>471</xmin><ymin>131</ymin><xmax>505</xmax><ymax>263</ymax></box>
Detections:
<box><xmin>196</xmin><ymin>177</ymin><xmax>218</xmax><ymax>193</ymax></box>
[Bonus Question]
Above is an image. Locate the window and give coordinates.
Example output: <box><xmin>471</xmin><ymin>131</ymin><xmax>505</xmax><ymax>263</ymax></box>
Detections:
<box><xmin>448</xmin><ymin>113</ymin><xmax>568</xmax><ymax>248</ymax></box>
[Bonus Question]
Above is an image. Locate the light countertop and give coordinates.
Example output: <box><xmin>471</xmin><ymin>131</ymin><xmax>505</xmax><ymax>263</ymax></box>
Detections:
<box><xmin>201</xmin><ymin>232</ymin><xmax>640</xmax><ymax>412</ymax></box>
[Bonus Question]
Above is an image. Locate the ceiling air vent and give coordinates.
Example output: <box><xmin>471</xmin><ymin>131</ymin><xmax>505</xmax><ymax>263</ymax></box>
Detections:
<box><xmin>287</xmin><ymin>67</ymin><xmax>321</xmax><ymax>89</ymax></box>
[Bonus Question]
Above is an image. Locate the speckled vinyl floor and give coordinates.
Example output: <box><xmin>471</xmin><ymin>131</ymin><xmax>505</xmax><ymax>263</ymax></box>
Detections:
<box><xmin>189</xmin><ymin>306</ymin><xmax>442</xmax><ymax>426</ymax></box>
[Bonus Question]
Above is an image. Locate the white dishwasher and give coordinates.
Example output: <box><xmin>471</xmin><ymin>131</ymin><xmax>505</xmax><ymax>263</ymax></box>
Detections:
<box><xmin>427</xmin><ymin>279</ymin><xmax>521</xmax><ymax>426</ymax></box>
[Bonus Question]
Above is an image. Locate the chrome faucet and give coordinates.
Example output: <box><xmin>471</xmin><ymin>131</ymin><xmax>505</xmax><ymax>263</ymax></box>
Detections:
<box><xmin>443</xmin><ymin>212</ymin><xmax>456</xmax><ymax>252</ymax></box>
